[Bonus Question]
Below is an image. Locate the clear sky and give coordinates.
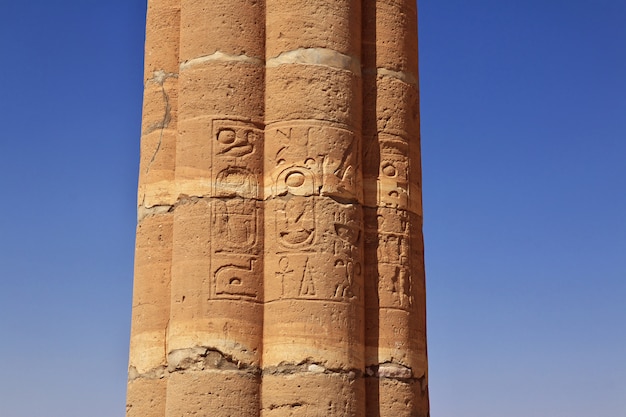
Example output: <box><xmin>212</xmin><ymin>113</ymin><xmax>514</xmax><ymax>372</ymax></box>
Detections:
<box><xmin>0</xmin><ymin>1</ymin><xmax>624</xmax><ymax>416</ymax></box>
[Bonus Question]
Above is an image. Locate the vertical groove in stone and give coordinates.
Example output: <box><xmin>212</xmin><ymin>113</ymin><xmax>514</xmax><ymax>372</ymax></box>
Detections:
<box><xmin>127</xmin><ymin>1</ymin><xmax>180</xmax><ymax>416</ymax></box>
<box><xmin>362</xmin><ymin>1</ymin><xmax>429</xmax><ymax>416</ymax></box>
<box><xmin>166</xmin><ymin>1</ymin><xmax>265</xmax><ymax>415</ymax></box>
<box><xmin>262</xmin><ymin>1</ymin><xmax>365</xmax><ymax>414</ymax></box>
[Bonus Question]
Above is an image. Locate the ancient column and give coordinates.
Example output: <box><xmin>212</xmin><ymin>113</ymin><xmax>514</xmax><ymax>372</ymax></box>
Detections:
<box><xmin>363</xmin><ymin>1</ymin><xmax>429</xmax><ymax>416</ymax></box>
<box><xmin>127</xmin><ymin>0</ymin><xmax>428</xmax><ymax>415</ymax></box>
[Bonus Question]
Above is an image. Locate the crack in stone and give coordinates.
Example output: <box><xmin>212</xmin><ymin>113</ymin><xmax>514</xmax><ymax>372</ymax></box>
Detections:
<box><xmin>145</xmin><ymin>70</ymin><xmax>177</xmax><ymax>174</ymax></box>
<box><xmin>263</xmin><ymin>360</ymin><xmax>360</xmax><ymax>379</ymax></box>
<box><xmin>128</xmin><ymin>365</ymin><xmax>167</xmax><ymax>381</ymax></box>
<box><xmin>137</xmin><ymin>204</ymin><xmax>173</xmax><ymax>222</ymax></box>
<box><xmin>265</xmin><ymin>402</ymin><xmax>305</xmax><ymax>411</ymax></box>
<box><xmin>167</xmin><ymin>347</ymin><xmax>261</xmax><ymax>375</ymax></box>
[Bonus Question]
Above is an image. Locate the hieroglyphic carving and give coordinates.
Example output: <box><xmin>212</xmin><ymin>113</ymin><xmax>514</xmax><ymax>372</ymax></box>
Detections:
<box><xmin>378</xmin><ymin>138</ymin><xmax>409</xmax><ymax>210</ymax></box>
<box><xmin>266</xmin><ymin>121</ymin><xmax>362</xmax><ymax>202</ymax></box>
<box><xmin>213</xmin><ymin>198</ymin><xmax>259</xmax><ymax>251</ymax></box>
<box><xmin>210</xmin><ymin>119</ymin><xmax>263</xmax><ymax>301</ymax></box>
<box><xmin>274</xmin><ymin>197</ymin><xmax>315</xmax><ymax>250</ymax></box>
<box><xmin>267</xmin><ymin>198</ymin><xmax>363</xmax><ymax>302</ymax></box>
<box><xmin>370</xmin><ymin>207</ymin><xmax>414</xmax><ymax>309</ymax></box>
<box><xmin>215</xmin><ymin>258</ymin><xmax>261</xmax><ymax>298</ymax></box>
<box><xmin>299</xmin><ymin>257</ymin><xmax>316</xmax><ymax>297</ymax></box>
<box><xmin>264</xmin><ymin>121</ymin><xmax>364</xmax><ymax>303</ymax></box>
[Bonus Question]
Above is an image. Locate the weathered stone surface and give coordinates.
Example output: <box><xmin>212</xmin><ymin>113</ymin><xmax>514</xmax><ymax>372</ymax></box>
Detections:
<box><xmin>127</xmin><ymin>378</ymin><xmax>167</xmax><ymax>417</ymax></box>
<box><xmin>266</xmin><ymin>0</ymin><xmax>361</xmax><ymax>57</ymax></box>
<box><xmin>262</xmin><ymin>372</ymin><xmax>365</xmax><ymax>416</ymax></box>
<box><xmin>127</xmin><ymin>0</ymin><xmax>428</xmax><ymax>415</ymax></box>
<box><xmin>166</xmin><ymin>371</ymin><xmax>260</xmax><ymax>417</ymax></box>
<box><xmin>365</xmin><ymin>377</ymin><xmax>429</xmax><ymax>417</ymax></box>
<box><xmin>128</xmin><ymin>14</ymin><xmax>179</xmax><ymax>417</ymax></box>
<box><xmin>265</xmin><ymin>66</ymin><xmax>360</xmax><ymax>126</ymax></box>
<box><xmin>128</xmin><ymin>212</ymin><xmax>172</xmax><ymax>375</ymax></box>
<box><xmin>363</xmin><ymin>0</ymin><xmax>419</xmax><ymax>77</ymax></box>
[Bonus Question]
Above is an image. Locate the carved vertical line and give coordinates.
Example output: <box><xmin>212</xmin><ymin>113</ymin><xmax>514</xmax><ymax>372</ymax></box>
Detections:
<box><xmin>127</xmin><ymin>1</ymin><xmax>180</xmax><ymax>417</ymax></box>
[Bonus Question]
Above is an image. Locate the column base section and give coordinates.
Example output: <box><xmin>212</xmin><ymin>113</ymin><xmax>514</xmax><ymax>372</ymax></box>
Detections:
<box><xmin>365</xmin><ymin>377</ymin><xmax>429</xmax><ymax>417</ymax></box>
<box><xmin>166</xmin><ymin>370</ymin><xmax>260</xmax><ymax>417</ymax></box>
<box><xmin>262</xmin><ymin>372</ymin><xmax>365</xmax><ymax>416</ymax></box>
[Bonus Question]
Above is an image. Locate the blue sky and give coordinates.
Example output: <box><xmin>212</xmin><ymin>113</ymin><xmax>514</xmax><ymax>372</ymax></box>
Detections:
<box><xmin>0</xmin><ymin>1</ymin><xmax>624</xmax><ymax>416</ymax></box>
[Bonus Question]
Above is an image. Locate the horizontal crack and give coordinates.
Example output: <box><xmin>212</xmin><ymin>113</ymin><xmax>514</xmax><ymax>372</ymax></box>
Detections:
<box><xmin>167</xmin><ymin>347</ymin><xmax>261</xmax><ymax>375</ymax></box>
<box><xmin>263</xmin><ymin>360</ymin><xmax>361</xmax><ymax>379</ymax></box>
<box><xmin>128</xmin><ymin>365</ymin><xmax>167</xmax><ymax>381</ymax></box>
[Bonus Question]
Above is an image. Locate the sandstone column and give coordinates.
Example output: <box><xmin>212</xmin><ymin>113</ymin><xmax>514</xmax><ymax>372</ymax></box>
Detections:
<box><xmin>165</xmin><ymin>1</ymin><xmax>265</xmax><ymax>415</ymax></box>
<box><xmin>261</xmin><ymin>1</ymin><xmax>366</xmax><ymax>414</ymax></box>
<box><xmin>127</xmin><ymin>0</ymin><xmax>429</xmax><ymax>415</ymax></box>
<box><xmin>363</xmin><ymin>1</ymin><xmax>429</xmax><ymax>416</ymax></box>
<box><xmin>127</xmin><ymin>1</ymin><xmax>179</xmax><ymax>416</ymax></box>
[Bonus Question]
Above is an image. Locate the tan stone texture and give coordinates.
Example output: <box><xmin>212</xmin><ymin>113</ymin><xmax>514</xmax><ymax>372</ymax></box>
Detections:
<box><xmin>361</xmin><ymin>2</ymin><xmax>429</xmax><ymax>415</ymax></box>
<box><xmin>262</xmin><ymin>373</ymin><xmax>365</xmax><ymax>416</ymax></box>
<box><xmin>127</xmin><ymin>0</ymin><xmax>428</xmax><ymax>414</ymax></box>
<box><xmin>180</xmin><ymin>0</ymin><xmax>265</xmax><ymax>61</ymax></box>
<box><xmin>127</xmin><ymin>378</ymin><xmax>167</xmax><ymax>417</ymax></box>
<box><xmin>265</xmin><ymin>66</ymin><xmax>360</xmax><ymax>126</ymax></box>
<box><xmin>166</xmin><ymin>371</ymin><xmax>260</xmax><ymax>417</ymax></box>
<box><xmin>266</xmin><ymin>0</ymin><xmax>361</xmax><ymax>57</ymax></box>
<box><xmin>365</xmin><ymin>377</ymin><xmax>429</xmax><ymax>417</ymax></box>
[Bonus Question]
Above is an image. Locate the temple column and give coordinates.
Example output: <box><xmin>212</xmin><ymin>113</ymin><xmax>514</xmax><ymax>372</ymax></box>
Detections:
<box><xmin>126</xmin><ymin>1</ymin><xmax>180</xmax><ymax>416</ymax></box>
<box><xmin>165</xmin><ymin>1</ymin><xmax>265</xmax><ymax>415</ymax></box>
<box><xmin>362</xmin><ymin>0</ymin><xmax>429</xmax><ymax>416</ymax></box>
<box><xmin>262</xmin><ymin>0</ymin><xmax>365</xmax><ymax>414</ymax></box>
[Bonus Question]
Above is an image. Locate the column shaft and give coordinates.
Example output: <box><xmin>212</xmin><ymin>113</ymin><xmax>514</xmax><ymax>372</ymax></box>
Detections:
<box><xmin>262</xmin><ymin>1</ymin><xmax>365</xmax><ymax>414</ymax></box>
<box><xmin>166</xmin><ymin>1</ymin><xmax>265</xmax><ymax>415</ymax></box>
<box><xmin>362</xmin><ymin>1</ymin><xmax>429</xmax><ymax>416</ymax></box>
<box><xmin>127</xmin><ymin>1</ymin><xmax>180</xmax><ymax>416</ymax></box>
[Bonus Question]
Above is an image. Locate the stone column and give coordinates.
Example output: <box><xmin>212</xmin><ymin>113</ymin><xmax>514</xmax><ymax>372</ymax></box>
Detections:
<box><xmin>363</xmin><ymin>0</ymin><xmax>429</xmax><ymax>416</ymax></box>
<box><xmin>127</xmin><ymin>1</ymin><xmax>179</xmax><ymax>416</ymax></box>
<box><xmin>262</xmin><ymin>1</ymin><xmax>366</xmax><ymax>414</ymax></box>
<box><xmin>128</xmin><ymin>0</ymin><xmax>429</xmax><ymax>415</ymax></box>
<box><xmin>165</xmin><ymin>1</ymin><xmax>265</xmax><ymax>415</ymax></box>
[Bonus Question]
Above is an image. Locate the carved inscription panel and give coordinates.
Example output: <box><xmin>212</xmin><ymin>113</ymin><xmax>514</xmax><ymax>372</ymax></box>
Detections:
<box><xmin>265</xmin><ymin>121</ymin><xmax>362</xmax><ymax>202</ymax></box>
<box><xmin>210</xmin><ymin>119</ymin><xmax>264</xmax><ymax>301</ymax></box>
<box><xmin>364</xmin><ymin>207</ymin><xmax>415</xmax><ymax>310</ymax></box>
<box><xmin>266</xmin><ymin>198</ymin><xmax>363</xmax><ymax>303</ymax></box>
<box><xmin>378</xmin><ymin>136</ymin><xmax>409</xmax><ymax>211</ymax></box>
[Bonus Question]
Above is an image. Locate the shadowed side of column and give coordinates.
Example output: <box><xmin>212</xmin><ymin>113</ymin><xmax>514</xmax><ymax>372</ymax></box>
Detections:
<box><xmin>362</xmin><ymin>1</ymin><xmax>429</xmax><ymax>416</ymax></box>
